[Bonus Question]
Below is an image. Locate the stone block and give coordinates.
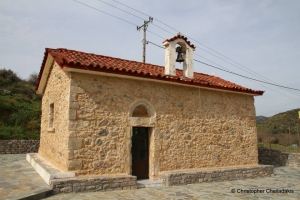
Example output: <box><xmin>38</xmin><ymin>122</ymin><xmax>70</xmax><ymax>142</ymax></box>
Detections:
<box><xmin>68</xmin><ymin>160</ymin><xmax>82</xmax><ymax>170</ymax></box>
<box><xmin>73</xmin><ymin>185</ymin><xmax>85</xmax><ymax>192</ymax></box>
<box><xmin>69</xmin><ymin>109</ymin><xmax>77</xmax><ymax>120</ymax></box>
<box><xmin>69</xmin><ymin>102</ymin><xmax>80</xmax><ymax>109</ymax></box>
<box><xmin>86</xmin><ymin>185</ymin><xmax>96</xmax><ymax>190</ymax></box>
<box><xmin>69</xmin><ymin>93</ymin><xmax>77</xmax><ymax>101</ymax></box>
<box><xmin>68</xmin><ymin>138</ymin><xmax>83</xmax><ymax>150</ymax></box>
<box><xmin>68</xmin><ymin>150</ymin><xmax>74</xmax><ymax>159</ymax></box>
<box><xmin>103</xmin><ymin>183</ymin><xmax>110</xmax><ymax>190</ymax></box>
<box><xmin>60</xmin><ymin>186</ymin><xmax>72</xmax><ymax>193</ymax></box>
<box><xmin>71</xmin><ymin>86</ymin><xmax>85</xmax><ymax>93</ymax></box>
<box><xmin>69</xmin><ymin>121</ymin><xmax>89</xmax><ymax>130</ymax></box>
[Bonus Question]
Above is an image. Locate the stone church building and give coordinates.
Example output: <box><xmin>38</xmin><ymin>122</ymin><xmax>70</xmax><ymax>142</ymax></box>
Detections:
<box><xmin>28</xmin><ymin>34</ymin><xmax>273</xmax><ymax>192</ymax></box>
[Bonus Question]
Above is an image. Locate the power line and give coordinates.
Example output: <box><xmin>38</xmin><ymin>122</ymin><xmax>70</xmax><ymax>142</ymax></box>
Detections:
<box><xmin>74</xmin><ymin>0</ymin><xmax>166</xmax><ymax>41</ymax></box>
<box><xmin>193</xmin><ymin>59</ymin><xmax>300</xmax><ymax>92</ymax></box>
<box><xmin>145</xmin><ymin>40</ymin><xmax>300</xmax><ymax>93</ymax></box>
<box><xmin>73</xmin><ymin>0</ymin><xmax>137</xmax><ymax>26</ymax></box>
<box><xmin>146</xmin><ymin>40</ymin><xmax>164</xmax><ymax>49</ymax></box>
<box><xmin>98</xmin><ymin>0</ymin><xmax>175</xmax><ymax>36</ymax></box>
<box><xmin>146</xmin><ymin>41</ymin><xmax>300</xmax><ymax>100</ymax></box>
<box><xmin>98</xmin><ymin>0</ymin><xmax>144</xmax><ymax>20</ymax></box>
<box><xmin>110</xmin><ymin>0</ymin><xmax>300</xmax><ymax>97</ymax></box>
<box><xmin>73</xmin><ymin>1</ymin><xmax>300</xmax><ymax>95</ymax></box>
<box><xmin>112</xmin><ymin>0</ymin><xmax>177</xmax><ymax>33</ymax></box>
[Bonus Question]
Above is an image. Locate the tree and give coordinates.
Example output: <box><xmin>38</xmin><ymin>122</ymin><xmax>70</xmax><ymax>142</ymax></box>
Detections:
<box><xmin>0</xmin><ymin>69</ymin><xmax>21</xmax><ymax>87</ymax></box>
<box><xmin>27</xmin><ymin>72</ymin><xmax>39</xmax><ymax>86</ymax></box>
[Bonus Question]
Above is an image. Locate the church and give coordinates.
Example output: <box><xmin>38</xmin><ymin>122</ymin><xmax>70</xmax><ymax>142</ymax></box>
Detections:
<box><xmin>27</xmin><ymin>34</ymin><xmax>273</xmax><ymax>193</ymax></box>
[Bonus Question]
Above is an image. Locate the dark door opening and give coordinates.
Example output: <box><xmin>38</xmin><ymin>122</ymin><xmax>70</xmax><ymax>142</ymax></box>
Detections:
<box><xmin>132</xmin><ymin>127</ymin><xmax>149</xmax><ymax>179</ymax></box>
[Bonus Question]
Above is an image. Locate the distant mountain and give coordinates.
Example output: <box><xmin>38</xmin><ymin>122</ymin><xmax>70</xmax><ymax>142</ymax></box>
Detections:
<box><xmin>256</xmin><ymin>116</ymin><xmax>268</xmax><ymax>123</ymax></box>
<box><xmin>257</xmin><ymin>109</ymin><xmax>300</xmax><ymax>133</ymax></box>
<box><xmin>257</xmin><ymin>108</ymin><xmax>300</xmax><ymax>146</ymax></box>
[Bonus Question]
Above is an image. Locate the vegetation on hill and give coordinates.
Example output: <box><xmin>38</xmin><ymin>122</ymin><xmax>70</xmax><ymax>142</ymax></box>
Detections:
<box><xmin>256</xmin><ymin>116</ymin><xmax>268</xmax><ymax>123</ymax></box>
<box><xmin>257</xmin><ymin>108</ymin><xmax>300</xmax><ymax>146</ymax></box>
<box><xmin>0</xmin><ymin>69</ymin><xmax>41</xmax><ymax>140</ymax></box>
<box><xmin>258</xmin><ymin>143</ymin><xmax>300</xmax><ymax>153</ymax></box>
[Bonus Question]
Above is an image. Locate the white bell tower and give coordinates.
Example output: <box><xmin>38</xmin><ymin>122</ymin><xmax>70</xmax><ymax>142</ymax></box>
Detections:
<box><xmin>162</xmin><ymin>33</ymin><xmax>196</xmax><ymax>79</ymax></box>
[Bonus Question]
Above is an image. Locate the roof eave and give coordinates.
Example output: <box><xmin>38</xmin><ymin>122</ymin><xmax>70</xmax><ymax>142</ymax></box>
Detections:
<box><xmin>36</xmin><ymin>53</ymin><xmax>54</xmax><ymax>94</ymax></box>
<box><xmin>63</xmin><ymin>65</ymin><xmax>264</xmax><ymax>96</ymax></box>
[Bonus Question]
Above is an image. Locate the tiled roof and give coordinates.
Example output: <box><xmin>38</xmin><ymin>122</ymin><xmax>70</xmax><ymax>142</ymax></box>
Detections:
<box><xmin>163</xmin><ymin>34</ymin><xmax>196</xmax><ymax>49</ymax></box>
<box><xmin>37</xmin><ymin>48</ymin><xmax>264</xmax><ymax>95</ymax></box>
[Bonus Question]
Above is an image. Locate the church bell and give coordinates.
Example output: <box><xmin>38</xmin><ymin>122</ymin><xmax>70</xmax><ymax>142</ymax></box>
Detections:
<box><xmin>176</xmin><ymin>46</ymin><xmax>185</xmax><ymax>63</ymax></box>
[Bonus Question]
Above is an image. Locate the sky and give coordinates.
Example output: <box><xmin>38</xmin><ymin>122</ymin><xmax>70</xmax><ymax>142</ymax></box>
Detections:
<box><xmin>0</xmin><ymin>0</ymin><xmax>299</xmax><ymax>117</ymax></box>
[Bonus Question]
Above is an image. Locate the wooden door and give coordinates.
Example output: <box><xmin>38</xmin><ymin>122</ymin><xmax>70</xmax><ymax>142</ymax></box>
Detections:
<box><xmin>132</xmin><ymin>127</ymin><xmax>149</xmax><ymax>179</ymax></box>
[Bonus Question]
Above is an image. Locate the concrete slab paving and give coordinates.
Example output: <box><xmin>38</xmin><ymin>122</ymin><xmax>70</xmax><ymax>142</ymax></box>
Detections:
<box><xmin>45</xmin><ymin>167</ymin><xmax>300</xmax><ymax>199</ymax></box>
<box><xmin>0</xmin><ymin>154</ymin><xmax>51</xmax><ymax>200</ymax></box>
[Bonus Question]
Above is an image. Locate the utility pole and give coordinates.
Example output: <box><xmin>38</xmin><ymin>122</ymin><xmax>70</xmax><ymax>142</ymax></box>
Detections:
<box><xmin>289</xmin><ymin>125</ymin><xmax>291</xmax><ymax>146</ymax></box>
<box><xmin>298</xmin><ymin>111</ymin><xmax>300</xmax><ymax>147</ymax></box>
<box><xmin>137</xmin><ymin>17</ymin><xmax>153</xmax><ymax>63</ymax></box>
<box><xmin>297</xmin><ymin>122</ymin><xmax>300</xmax><ymax>147</ymax></box>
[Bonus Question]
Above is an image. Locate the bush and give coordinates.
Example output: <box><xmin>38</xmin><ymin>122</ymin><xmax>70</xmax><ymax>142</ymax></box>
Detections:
<box><xmin>0</xmin><ymin>124</ymin><xmax>40</xmax><ymax>140</ymax></box>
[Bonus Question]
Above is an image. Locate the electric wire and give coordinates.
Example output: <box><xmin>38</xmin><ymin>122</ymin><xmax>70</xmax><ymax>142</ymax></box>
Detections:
<box><xmin>98</xmin><ymin>0</ymin><xmax>176</xmax><ymax>36</ymax></box>
<box><xmin>98</xmin><ymin>0</ymin><xmax>144</xmax><ymax>21</ymax></box>
<box><xmin>74</xmin><ymin>1</ymin><xmax>300</xmax><ymax>96</ymax></box>
<box><xmin>148</xmin><ymin>42</ymin><xmax>300</xmax><ymax>101</ymax></box>
<box><xmin>73</xmin><ymin>0</ymin><xmax>165</xmax><ymax>40</ymax></box>
<box><xmin>111</xmin><ymin>0</ymin><xmax>300</xmax><ymax>97</ymax></box>
<box><xmin>74</xmin><ymin>0</ymin><xmax>137</xmax><ymax>26</ymax></box>
<box><xmin>193</xmin><ymin>59</ymin><xmax>300</xmax><ymax>92</ymax></box>
<box><xmin>145</xmin><ymin>41</ymin><xmax>300</xmax><ymax>97</ymax></box>
<box><xmin>146</xmin><ymin>40</ymin><xmax>165</xmax><ymax>49</ymax></box>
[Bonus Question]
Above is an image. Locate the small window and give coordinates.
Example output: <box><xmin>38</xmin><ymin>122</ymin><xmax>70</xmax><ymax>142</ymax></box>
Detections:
<box><xmin>48</xmin><ymin>103</ymin><xmax>55</xmax><ymax>131</ymax></box>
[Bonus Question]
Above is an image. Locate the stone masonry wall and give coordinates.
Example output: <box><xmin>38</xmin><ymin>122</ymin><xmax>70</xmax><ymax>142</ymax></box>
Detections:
<box><xmin>65</xmin><ymin>71</ymin><xmax>258</xmax><ymax>177</ymax></box>
<box><xmin>50</xmin><ymin>175</ymin><xmax>137</xmax><ymax>194</ymax></box>
<box><xmin>258</xmin><ymin>147</ymin><xmax>300</xmax><ymax>167</ymax></box>
<box><xmin>160</xmin><ymin>165</ymin><xmax>273</xmax><ymax>187</ymax></box>
<box><xmin>38</xmin><ymin>62</ymin><xmax>71</xmax><ymax>171</ymax></box>
<box><xmin>0</xmin><ymin>140</ymin><xmax>39</xmax><ymax>154</ymax></box>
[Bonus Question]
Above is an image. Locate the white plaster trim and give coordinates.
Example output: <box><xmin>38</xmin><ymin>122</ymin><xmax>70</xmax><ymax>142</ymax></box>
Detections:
<box><xmin>36</xmin><ymin>55</ymin><xmax>54</xmax><ymax>94</ymax></box>
<box><xmin>62</xmin><ymin>67</ymin><xmax>261</xmax><ymax>96</ymax></box>
<box><xmin>26</xmin><ymin>153</ymin><xmax>75</xmax><ymax>185</ymax></box>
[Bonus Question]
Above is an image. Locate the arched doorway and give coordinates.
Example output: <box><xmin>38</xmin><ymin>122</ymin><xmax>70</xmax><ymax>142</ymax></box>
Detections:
<box><xmin>128</xmin><ymin>100</ymin><xmax>155</xmax><ymax>180</ymax></box>
<box><xmin>132</xmin><ymin>127</ymin><xmax>149</xmax><ymax>179</ymax></box>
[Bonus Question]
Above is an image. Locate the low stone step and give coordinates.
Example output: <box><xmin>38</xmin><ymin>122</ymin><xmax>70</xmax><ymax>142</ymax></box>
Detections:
<box><xmin>137</xmin><ymin>179</ymin><xmax>165</xmax><ymax>189</ymax></box>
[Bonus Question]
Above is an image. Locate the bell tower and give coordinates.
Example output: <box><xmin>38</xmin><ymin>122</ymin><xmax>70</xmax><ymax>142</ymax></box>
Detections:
<box><xmin>162</xmin><ymin>33</ymin><xmax>196</xmax><ymax>78</ymax></box>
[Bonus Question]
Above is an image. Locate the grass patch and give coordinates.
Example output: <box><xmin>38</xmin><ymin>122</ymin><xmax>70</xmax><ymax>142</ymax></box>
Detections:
<box><xmin>258</xmin><ymin>143</ymin><xmax>300</xmax><ymax>153</ymax></box>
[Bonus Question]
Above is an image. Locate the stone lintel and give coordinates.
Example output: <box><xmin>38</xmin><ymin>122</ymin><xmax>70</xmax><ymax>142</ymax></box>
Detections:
<box><xmin>129</xmin><ymin>117</ymin><xmax>156</xmax><ymax>127</ymax></box>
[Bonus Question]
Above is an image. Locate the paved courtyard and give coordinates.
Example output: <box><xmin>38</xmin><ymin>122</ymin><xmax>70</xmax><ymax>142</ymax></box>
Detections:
<box><xmin>0</xmin><ymin>154</ymin><xmax>51</xmax><ymax>200</ymax></box>
<box><xmin>0</xmin><ymin>154</ymin><xmax>299</xmax><ymax>199</ymax></box>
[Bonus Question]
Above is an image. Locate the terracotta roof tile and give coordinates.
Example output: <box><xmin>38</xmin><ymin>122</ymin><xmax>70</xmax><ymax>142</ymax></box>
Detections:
<box><xmin>36</xmin><ymin>48</ymin><xmax>264</xmax><ymax>95</ymax></box>
<box><xmin>163</xmin><ymin>35</ymin><xmax>196</xmax><ymax>49</ymax></box>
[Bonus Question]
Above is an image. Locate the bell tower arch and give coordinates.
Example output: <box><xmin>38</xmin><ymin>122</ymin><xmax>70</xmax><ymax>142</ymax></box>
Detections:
<box><xmin>162</xmin><ymin>33</ymin><xmax>196</xmax><ymax>78</ymax></box>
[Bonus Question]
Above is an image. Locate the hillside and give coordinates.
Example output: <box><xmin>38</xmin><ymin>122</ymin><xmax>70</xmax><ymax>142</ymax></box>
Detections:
<box><xmin>257</xmin><ymin>108</ymin><xmax>300</xmax><ymax>146</ymax></box>
<box><xmin>0</xmin><ymin>69</ymin><xmax>41</xmax><ymax>140</ymax></box>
